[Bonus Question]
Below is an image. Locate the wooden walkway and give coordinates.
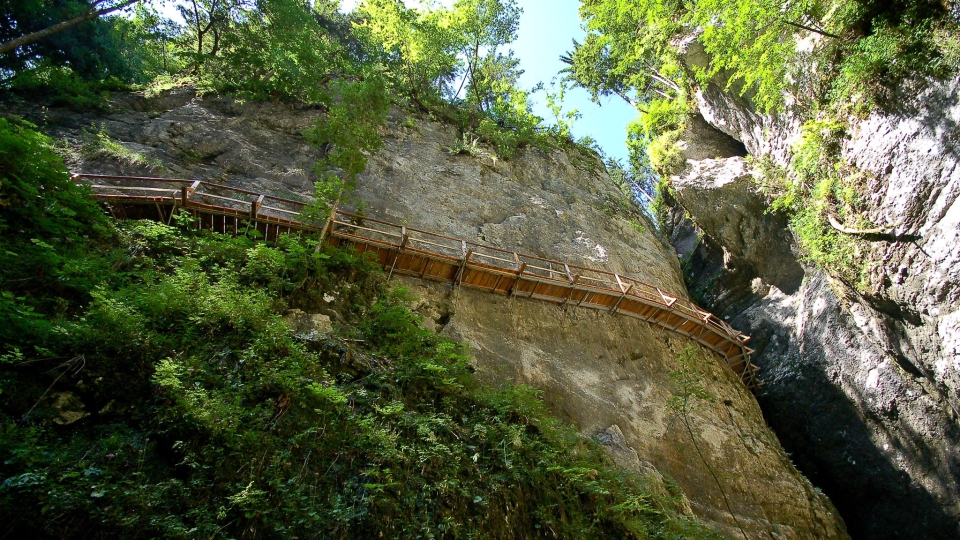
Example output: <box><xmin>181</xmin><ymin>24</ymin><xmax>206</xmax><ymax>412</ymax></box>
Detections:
<box><xmin>75</xmin><ymin>173</ymin><xmax>760</xmax><ymax>390</ymax></box>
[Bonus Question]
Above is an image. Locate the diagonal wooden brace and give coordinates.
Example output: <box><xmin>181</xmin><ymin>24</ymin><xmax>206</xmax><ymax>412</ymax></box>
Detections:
<box><xmin>657</xmin><ymin>288</ymin><xmax>677</xmax><ymax>307</ymax></box>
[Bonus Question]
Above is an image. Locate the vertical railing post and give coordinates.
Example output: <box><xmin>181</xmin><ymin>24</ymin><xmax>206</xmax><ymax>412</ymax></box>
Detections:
<box><xmin>250</xmin><ymin>194</ymin><xmax>264</xmax><ymax>220</ymax></box>
<box><xmin>610</xmin><ymin>274</ymin><xmax>632</xmax><ymax>312</ymax></box>
<box><xmin>506</xmin><ymin>252</ymin><xmax>527</xmax><ymax>296</ymax></box>
<box><xmin>181</xmin><ymin>180</ymin><xmax>200</xmax><ymax>207</ymax></box>
<box><xmin>454</xmin><ymin>241</ymin><xmax>473</xmax><ymax>286</ymax></box>
<box><xmin>387</xmin><ymin>227</ymin><xmax>408</xmax><ymax>280</ymax></box>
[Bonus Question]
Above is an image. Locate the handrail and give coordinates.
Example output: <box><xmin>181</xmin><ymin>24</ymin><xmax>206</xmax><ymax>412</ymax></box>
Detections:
<box><xmin>74</xmin><ymin>172</ymin><xmax>759</xmax><ymax>390</ymax></box>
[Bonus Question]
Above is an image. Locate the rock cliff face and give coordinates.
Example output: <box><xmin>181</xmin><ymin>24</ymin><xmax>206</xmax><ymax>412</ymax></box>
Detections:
<box><xmin>11</xmin><ymin>88</ymin><xmax>847</xmax><ymax>539</ymax></box>
<box><xmin>667</xmin><ymin>40</ymin><xmax>960</xmax><ymax>539</ymax></box>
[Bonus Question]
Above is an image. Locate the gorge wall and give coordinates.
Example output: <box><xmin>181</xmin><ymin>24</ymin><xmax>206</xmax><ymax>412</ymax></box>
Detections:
<box><xmin>664</xmin><ymin>39</ymin><xmax>960</xmax><ymax>539</ymax></box>
<box><xmin>13</xmin><ymin>88</ymin><xmax>848</xmax><ymax>539</ymax></box>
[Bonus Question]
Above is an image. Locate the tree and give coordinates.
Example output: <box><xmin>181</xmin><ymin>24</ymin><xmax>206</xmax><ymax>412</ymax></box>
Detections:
<box><xmin>0</xmin><ymin>0</ymin><xmax>144</xmax><ymax>79</ymax></box>
<box><xmin>175</xmin><ymin>0</ymin><xmax>246</xmax><ymax>72</ymax></box>
<box><xmin>448</xmin><ymin>0</ymin><xmax>521</xmax><ymax>116</ymax></box>
<box><xmin>0</xmin><ymin>0</ymin><xmax>142</xmax><ymax>56</ymax></box>
<box><xmin>353</xmin><ymin>0</ymin><xmax>461</xmax><ymax>107</ymax></box>
<box><xmin>563</xmin><ymin>0</ymin><xmax>685</xmax><ymax>110</ymax></box>
<box><xmin>112</xmin><ymin>3</ymin><xmax>184</xmax><ymax>79</ymax></box>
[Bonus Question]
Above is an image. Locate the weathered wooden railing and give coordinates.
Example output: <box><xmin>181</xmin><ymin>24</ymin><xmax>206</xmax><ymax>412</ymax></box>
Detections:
<box><xmin>75</xmin><ymin>173</ymin><xmax>760</xmax><ymax>390</ymax></box>
<box><xmin>74</xmin><ymin>173</ymin><xmax>318</xmax><ymax>240</ymax></box>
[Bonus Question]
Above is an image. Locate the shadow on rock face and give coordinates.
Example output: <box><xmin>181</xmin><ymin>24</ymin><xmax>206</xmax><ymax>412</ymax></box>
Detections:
<box><xmin>734</xmin><ymin>274</ymin><xmax>960</xmax><ymax>540</ymax></box>
<box><xmin>670</xmin><ymin>205</ymin><xmax>960</xmax><ymax>538</ymax></box>
<box><xmin>755</xmin><ymin>351</ymin><xmax>960</xmax><ymax>540</ymax></box>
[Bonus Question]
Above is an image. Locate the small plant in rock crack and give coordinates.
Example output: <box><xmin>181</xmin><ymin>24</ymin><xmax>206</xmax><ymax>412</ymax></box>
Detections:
<box><xmin>628</xmin><ymin>220</ymin><xmax>646</xmax><ymax>235</ymax></box>
<box><xmin>447</xmin><ymin>132</ymin><xmax>482</xmax><ymax>156</ymax></box>
<box><xmin>668</xmin><ymin>346</ymin><xmax>748</xmax><ymax>540</ymax></box>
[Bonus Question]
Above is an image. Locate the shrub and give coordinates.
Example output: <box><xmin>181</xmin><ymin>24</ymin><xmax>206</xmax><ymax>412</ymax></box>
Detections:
<box><xmin>7</xmin><ymin>62</ymin><xmax>121</xmax><ymax>111</ymax></box>
<box><xmin>758</xmin><ymin>117</ymin><xmax>874</xmax><ymax>288</ymax></box>
<box><xmin>648</xmin><ymin>129</ymin><xmax>685</xmax><ymax>177</ymax></box>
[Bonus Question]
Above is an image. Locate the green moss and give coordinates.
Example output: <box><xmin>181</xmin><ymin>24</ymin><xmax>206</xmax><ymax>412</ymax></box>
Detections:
<box><xmin>755</xmin><ymin>118</ymin><xmax>874</xmax><ymax>289</ymax></box>
<box><xmin>650</xmin><ymin>176</ymin><xmax>678</xmax><ymax>231</ymax></box>
<box><xmin>85</xmin><ymin>127</ymin><xmax>166</xmax><ymax>171</ymax></box>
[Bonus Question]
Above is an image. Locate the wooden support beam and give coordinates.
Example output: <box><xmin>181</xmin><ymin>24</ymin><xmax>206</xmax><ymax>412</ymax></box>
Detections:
<box><xmin>506</xmin><ymin>254</ymin><xmax>526</xmax><ymax>296</ymax></box>
<box><xmin>695</xmin><ymin>324</ymin><xmax>710</xmax><ymax>340</ymax></box>
<box><xmin>561</xmin><ymin>275</ymin><xmax>581</xmax><ymax>307</ymax></box>
<box><xmin>671</xmin><ymin>318</ymin><xmax>690</xmax><ymax>331</ymax></box>
<box><xmin>387</xmin><ymin>228</ymin><xmax>409</xmax><ymax>280</ymax></box>
<box><xmin>610</xmin><ymin>281</ymin><xmax>633</xmax><ymax>312</ymax></box>
<box><xmin>421</xmin><ymin>258</ymin><xmax>435</xmax><ymax>279</ymax></box>
<box><xmin>610</xmin><ymin>274</ymin><xmax>633</xmax><ymax>313</ymax></box>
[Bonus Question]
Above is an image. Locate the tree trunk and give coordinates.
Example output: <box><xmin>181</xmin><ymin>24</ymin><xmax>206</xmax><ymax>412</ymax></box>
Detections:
<box><xmin>0</xmin><ymin>0</ymin><xmax>141</xmax><ymax>56</ymax></box>
<box><xmin>827</xmin><ymin>214</ymin><xmax>900</xmax><ymax>235</ymax></box>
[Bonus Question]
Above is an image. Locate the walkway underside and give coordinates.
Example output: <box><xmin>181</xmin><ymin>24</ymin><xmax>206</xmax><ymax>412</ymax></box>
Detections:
<box><xmin>75</xmin><ymin>173</ymin><xmax>760</xmax><ymax>390</ymax></box>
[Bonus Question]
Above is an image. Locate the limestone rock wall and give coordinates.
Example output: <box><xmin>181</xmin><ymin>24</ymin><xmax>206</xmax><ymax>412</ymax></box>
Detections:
<box><xmin>669</xmin><ymin>39</ymin><xmax>960</xmax><ymax>539</ymax></box>
<box><xmin>13</xmin><ymin>89</ymin><xmax>847</xmax><ymax>539</ymax></box>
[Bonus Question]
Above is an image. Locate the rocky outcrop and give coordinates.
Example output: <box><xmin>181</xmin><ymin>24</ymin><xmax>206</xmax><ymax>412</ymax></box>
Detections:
<box><xmin>671</xmin><ymin>157</ymin><xmax>803</xmax><ymax>296</ymax></box>
<box><xmin>10</xmin><ymin>88</ymin><xmax>848</xmax><ymax>539</ymax></box>
<box><xmin>669</xmin><ymin>39</ymin><xmax>960</xmax><ymax>539</ymax></box>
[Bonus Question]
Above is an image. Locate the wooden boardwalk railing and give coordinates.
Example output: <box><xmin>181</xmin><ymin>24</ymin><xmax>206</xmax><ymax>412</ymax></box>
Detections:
<box><xmin>75</xmin><ymin>173</ymin><xmax>760</xmax><ymax>390</ymax></box>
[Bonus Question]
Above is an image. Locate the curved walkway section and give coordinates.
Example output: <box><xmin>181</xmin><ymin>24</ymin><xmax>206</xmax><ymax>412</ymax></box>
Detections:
<box><xmin>75</xmin><ymin>173</ymin><xmax>760</xmax><ymax>390</ymax></box>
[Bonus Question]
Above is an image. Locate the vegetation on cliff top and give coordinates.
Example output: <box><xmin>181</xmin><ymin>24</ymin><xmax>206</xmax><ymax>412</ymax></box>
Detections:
<box><xmin>1</xmin><ymin>0</ymin><xmax>594</xmax><ymax>164</ymax></box>
<box><xmin>564</xmin><ymin>0</ymin><xmax>958</xmax><ymax>287</ymax></box>
<box><xmin>0</xmin><ymin>115</ymin><xmax>718</xmax><ymax>537</ymax></box>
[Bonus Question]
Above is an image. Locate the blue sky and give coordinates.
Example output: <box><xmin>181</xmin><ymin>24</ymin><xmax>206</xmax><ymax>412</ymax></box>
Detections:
<box><xmin>510</xmin><ymin>0</ymin><xmax>635</xmax><ymax>163</ymax></box>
